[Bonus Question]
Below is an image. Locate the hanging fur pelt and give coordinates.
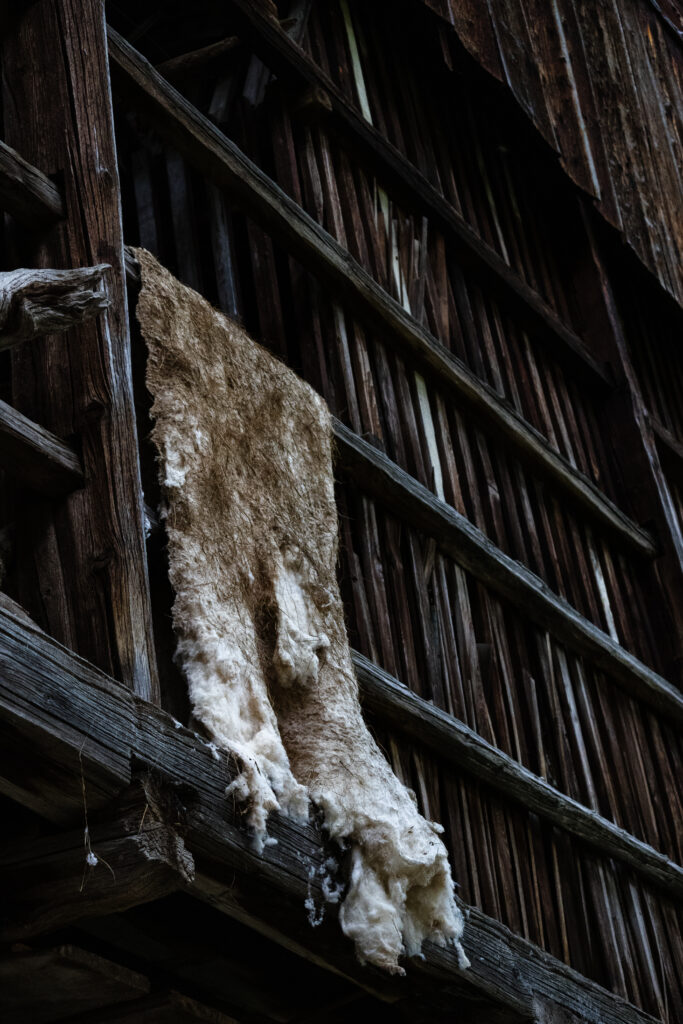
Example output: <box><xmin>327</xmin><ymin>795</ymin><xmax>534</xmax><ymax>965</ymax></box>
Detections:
<box><xmin>135</xmin><ymin>248</ymin><xmax>468</xmax><ymax>976</ymax></box>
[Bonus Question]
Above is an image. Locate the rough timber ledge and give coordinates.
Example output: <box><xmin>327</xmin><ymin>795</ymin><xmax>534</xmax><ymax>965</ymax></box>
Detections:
<box><xmin>0</xmin><ymin>605</ymin><xmax>661</xmax><ymax>1024</ymax></box>
<box><xmin>109</xmin><ymin>35</ymin><xmax>656</xmax><ymax>560</ymax></box>
<box><xmin>335</xmin><ymin>420</ymin><xmax>683</xmax><ymax>725</ymax></box>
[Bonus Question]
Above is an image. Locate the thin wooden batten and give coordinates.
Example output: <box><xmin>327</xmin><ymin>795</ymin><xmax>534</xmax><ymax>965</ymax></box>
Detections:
<box><xmin>193</xmin><ymin>0</ymin><xmax>612</xmax><ymax>391</ymax></box>
<box><xmin>122</xmin><ymin>243</ymin><xmax>681</xmax><ymax>723</ymax></box>
<box><xmin>108</xmin><ymin>37</ymin><xmax>653</xmax><ymax>561</ymax></box>
<box><xmin>0</xmin><ymin>399</ymin><xmax>84</xmax><ymax>496</ymax></box>
<box><xmin>353</xmin><ymin>651</ymin><xmax>683</xmax><ymax>898</ymax></box>
<box><xmin>334</xmin><ymin>420</ymin><xmax>683</xmax><ymax>724</ymax></box>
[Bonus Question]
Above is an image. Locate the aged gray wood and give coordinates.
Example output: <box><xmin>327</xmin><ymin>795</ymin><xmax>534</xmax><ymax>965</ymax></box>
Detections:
<box><xmin>0</xmin><ymin>397</ymin><xmax>84</xmax><ymax>495</ymax></box>
<box><xmin>0</xmin><ymin>777</ymin><xmax>194</xmax><ymax>942</ymax></box>
<box><xmin>155</xmin><ymin>36</ymin><xmax>241</xmax><ymax>82</ymax></box>
<box><xmin>0</xmin><ymin>606</ymin><xmax>664</xmax><ymax>1024</ymax></box>
<box><xmin>335</xmin><ymin>420</ymin><xmax>683</xmax><ymax>723</ymax></box>
<box><xmin>353</xmin><ymin>651</ymin><xmax>683</xmax><ymax>897</ymax></box>
<box><xmin>0</xmin><ymin>603</ymin><xmax>133</xmax><ymax>822</ymax></box>
<box><xmin>199</xmin><ymin>1</ymin><xmax>613</xmax><ymax>390</ymax></box>
<box><xmin>0</xmin><ymin>265</ymin><xmax>109</xmax><ymax>350</ymax></box>
<box><xmin>107</xmin><ymin>40</ymin><xmax>653</xmax><ymax>560</ymax></box>
<box><xmin>2</xmin><ymin>1</ymin><xmax>159</xmax><ymax>701</ymax></box>
<box><xmin>0</xmin><ymin>138</ymin><xmax>64</xmax><ymax>227</ymax></box>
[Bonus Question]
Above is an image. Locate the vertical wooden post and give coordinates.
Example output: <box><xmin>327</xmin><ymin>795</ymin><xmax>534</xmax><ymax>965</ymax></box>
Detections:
<box><xmin>1</xmin><ymin>0</ymin><xmax>159</xmax><ymax>701</ymax></box>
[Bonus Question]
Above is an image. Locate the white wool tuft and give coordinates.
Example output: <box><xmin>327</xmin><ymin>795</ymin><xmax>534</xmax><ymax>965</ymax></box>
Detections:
<box><xmin>135</xmin><ymin>248</ymin><xmax>468</xmax><ymax>975</ymax></box>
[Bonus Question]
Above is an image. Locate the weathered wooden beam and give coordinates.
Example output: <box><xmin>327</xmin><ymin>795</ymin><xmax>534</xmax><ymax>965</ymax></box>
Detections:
<box><xmin>200</xmin><ymin>1</ymin><xmax>612</xmax><ymax>390</ymax></box>
<box><xmin>0</xmin><ymin>602</ymin><xmax>133</xmax><ymax>823</ymax></box>
<box><xmin>0</xmin><ymin>946</ymin><xmax>151</xmax><ymax>1023</ymax></box>
<box><xmin>2</xmin><ymin>1</ymin><xmax>159</xmax><ymax>701</ymax></box>
<box><xmin>334</xmin><ymin>420</ymin><xmax>683</xmax><ymax>724</ymax></box>
<box><xmin>58</xmin><ymin>990</ymin><xmax>243</xmax><ymax>1023</ymax></box>
<box><xmin>0</xmin><ymin>777</ymin><xmax>194</xmax><ymax>942</ymax></box>
<box><xmin>0</xmin><ymin>606</ymin><xmax>666</xmax><ymax>1024</ymax></box>
<box><xmin>0</xmin><ymin>138</ymin><xmax>64</xmax><ymax>227</ymax></box>
<box><xmin>107</xmin><ymin>35</ymin><xmax>652</xmax><ymax>560</ymax></box>
<box><xmin>0</xmin><ymin>265</ymin><xmax>109</xmax><ymax>350</ymax></box>
<box><xmin>156</xmin><ymin>36</ymin><xmax>242</xmax><ymax>83</ymax></box>
<box><xmin>353</xmin><ymin>651</ymin><xmax>683</xmax><ymax>898</ymax></box>
<box><xmin>0</xmin><ymin>397</ymin><xmax>84</xmax><ymax>496</ymax></box>
<box><xmin>579</xmin><ymin>209</ymin><xmax>683</xmax><ymax>674</ymax></box>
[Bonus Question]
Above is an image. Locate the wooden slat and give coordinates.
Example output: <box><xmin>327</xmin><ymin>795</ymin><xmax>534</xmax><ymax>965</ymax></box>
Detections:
<box><xmin>353</xmin><ymin>651</ymin><xmax>683</xmax><ymax>897</ymax></box>
<box><xmin>0</xmin><ymin>398</ymin><xmax>84</xmax><ymax>496</ymax></box>
<box><xmin>2</xmin><ymin>2</ymin><xmax>159</xmax><ymax>701</ymax></box>
<box><xmin>0</xmin><ymin>777</ymin><xmax>195</xmax><ymax>942</ymax></box>
<box><xmin>0</xmin><ymin>605</ymin><xmax>660</xmax><ymax>1024</ymax></box>
<box><xmin>155</xmin><ymin>36</ymin><xmax>242</xmax><ymax>82</ymax></box>
<box><xmin>106</xmin><ymin>34</ymin><xmax>652</xmax><ymax>562</ymax></box>
<box><xmin>0</xmin><ymin>138</ymin><xmax>64</xmax><ymax>227</ymax></box>
<box><xmin>652</xmin><ymin>417</ymin><xmax>683</xmax><ymax>485</ymax></box>
<box><xmin>0</xmin><ymin>946</ymin><xmax>150</xmax><ymax>1024</ymax></box>
<box><xmin>205</xmin><ymin>1</ymin><xmax>612</xmax><ymax>390</ymax></box>
<box><xmin>334</xmin><ymin>419</ymin><xmax>683</xmax><ymax>723</ymax></box>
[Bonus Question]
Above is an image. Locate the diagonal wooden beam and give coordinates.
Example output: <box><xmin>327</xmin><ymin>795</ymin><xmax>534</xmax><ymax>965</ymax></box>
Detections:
<box><xmin>334</xmin><ymin>419</ymin><xmax>682</xmax><ymax>724</ymax></box>
<box><xmin>353</xmin><ymin>651</ymin><xmax>683</xmax><ymax>898</ymax></box>
<box><xmin>0</xmin><ymin>398</ymin><xmax>83</xmax><ymax>496</ymax></box>
<box><xmin>107</xmin><ymin>33</ymin><xmax>652</xmax><ymax>563</ymax></box>
<box><xmin>0</xmin><ymin>605</ymin><xmax>661</xmax><ymax>1024</ymax></box>
<box><xmin>205</xmin><ymin>1</ymin><xmax>611</xmax><ymax>390</ymax></box>
<box><xmin>0</xmin><ymin>138</ymin><xmax>64</xmax><ymax>227</ymax></box>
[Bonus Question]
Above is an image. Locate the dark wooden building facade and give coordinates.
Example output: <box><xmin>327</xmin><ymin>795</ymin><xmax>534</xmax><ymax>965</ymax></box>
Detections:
<box><xmin>0</xmin><ymin>1</ymin><xmax>681</xmax><ymax>1022</ymax></box>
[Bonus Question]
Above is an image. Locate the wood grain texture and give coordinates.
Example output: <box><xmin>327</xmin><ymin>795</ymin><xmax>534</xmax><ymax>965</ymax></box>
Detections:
<box><xmin>334</xmin><ymin>420</ymin><xmax>683</xmax><ymax>723</ymax></box>
<box><xmin>0</xmin><ymin>397</ymin><xmax>84</xmax><ymax>495</ymax></box>
<box><xmin>1</xmin><ymin>0</ymin><xmax>158</xmax><ymax>700</ymax></box>
<box><xmin>0</xmin><ymin>946</ymin><xmax>150</xmax><ymax>1024</ymax></box>
<box><xmin>413</xmin><ymin>0</ymin><xmax>683</xmax><ymax>310</ymax></box>
<box><xmin>206</xmin><ymin>0</ymin><xmax>612</xmax><ymax>390</ymax></box>
<box><xmin>0</xmin><ymin>607</ymin><xmax>659</xmax><ymax>1024</ymax></box>
<box><xmin>0</xmin><ymin>265</ymin><xmax>109</xmax><ymax>350</ymax></box>
<box><xmin>0</xmin><ymin>138</ymin><xmax>64</xmax><ymax>227</ymax></box>
<box><xmin>107</xmin><ymin>39</ymin><xmax>653</xmax><ymax>563</ymax></box>
<box><xmin>354</xmin><ymin>651</ymin><xmax>683</xmax><ymax>897</ymax></box>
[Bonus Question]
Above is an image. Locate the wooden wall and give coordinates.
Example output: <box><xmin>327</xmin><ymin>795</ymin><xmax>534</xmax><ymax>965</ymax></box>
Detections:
<box><xmin>419</xmin><ymin>0</ymin><xmax>683</xmax><ymax>310</ymax></box>
<box><xmin>102</xmin><ymin>1</ymin><xmax>683</xmax><ymax>1019</ymax></box>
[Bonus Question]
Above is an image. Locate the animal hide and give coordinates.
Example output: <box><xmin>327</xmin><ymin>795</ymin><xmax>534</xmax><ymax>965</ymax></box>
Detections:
<box><xmin>135</xmin><ymin>248</ymin><xmax>468</xmax><ymax>975</ymax></box>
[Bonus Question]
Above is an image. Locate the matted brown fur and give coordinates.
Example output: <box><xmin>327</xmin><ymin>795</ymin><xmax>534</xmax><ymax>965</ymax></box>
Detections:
<box><xmin>135</xmin><ymin>248</ymin><xmax>466</xmax><ymax>974</ymax></box>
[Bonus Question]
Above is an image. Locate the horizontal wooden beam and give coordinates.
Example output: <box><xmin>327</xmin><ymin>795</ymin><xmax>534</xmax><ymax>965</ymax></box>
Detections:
<box><xmin>107</xmin><ymin>34</ymin><xmax>652</xmax><ymax>561</ymax></box>
<box><xmin>0</xmin><ymin>398</ymin><xmax>84</xmax><ymax>496</ymax></box>
<box><xmin>0</xmin><ymin>777</ymin><xmax>195</xmax><ymax>942</ymax></box>
<box><xmin>209</xmin><ymin>2</ymin><xmax>611</xmax><ymax>390</ymax></box>
<box><xmin>0</xmin><ymin>138</ymin><xmax>64</xmax><ymax>227</ymax></box>
<box><xmin>334</xmin><ymin>420</ymin><xmax>683</xmax><ymax>724</ymax></box>
<box><xmin>0</xmin><ymin>606</ymin><xmax>659</xmax><ymax>1024</ymax></box>
<box><xmin>353</xmin><ymin>651</ymin><xmax>683</xmax><ymax>898</ymax></box>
